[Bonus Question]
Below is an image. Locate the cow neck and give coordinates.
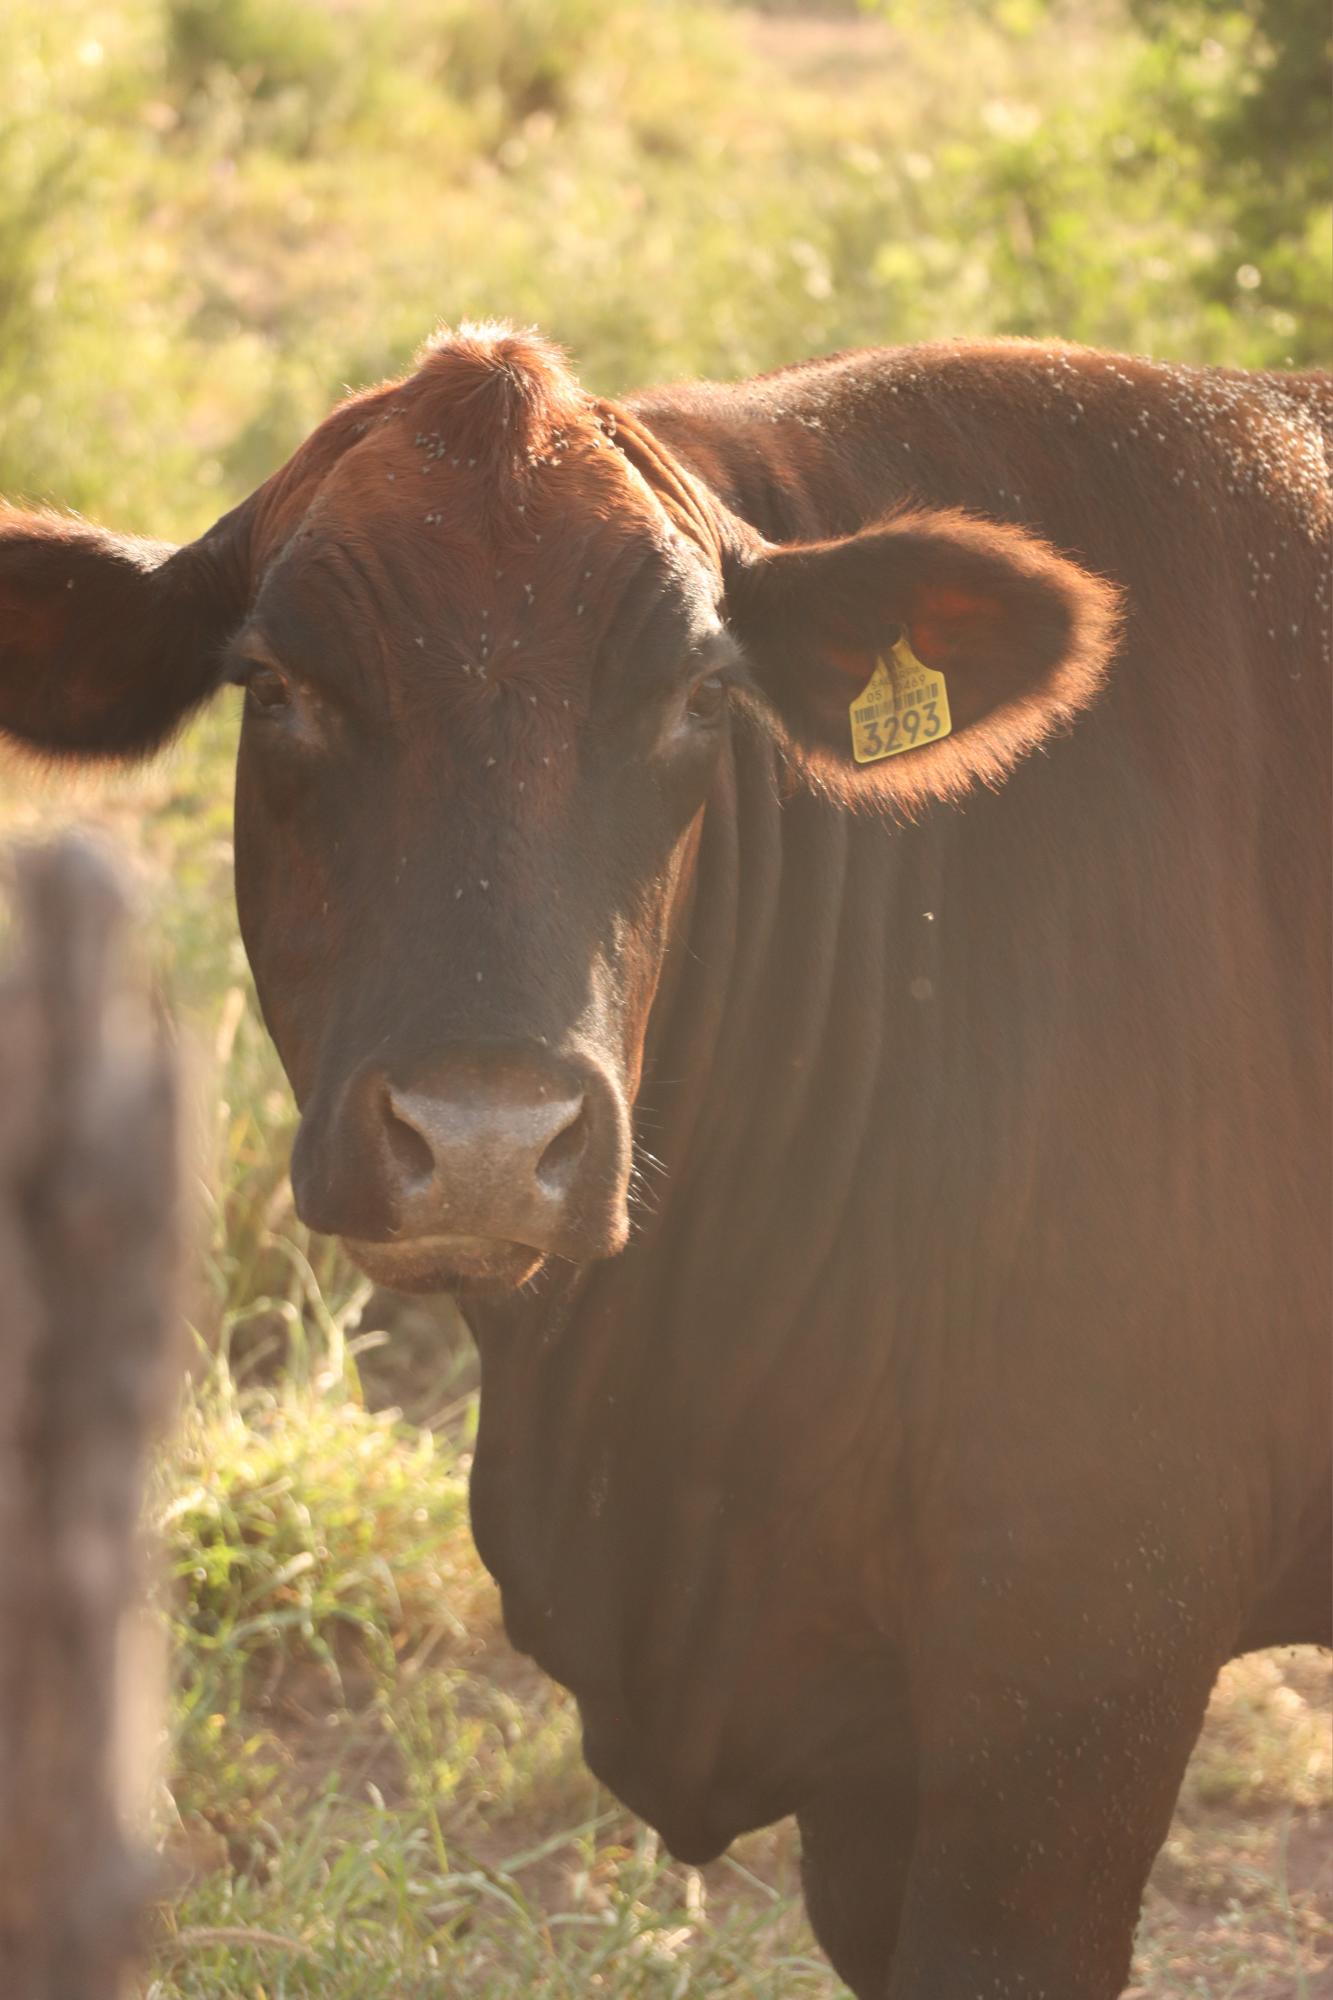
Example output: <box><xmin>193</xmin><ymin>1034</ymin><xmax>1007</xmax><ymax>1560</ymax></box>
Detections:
<box><xmin>466</xmin><ymin>708</ymin><xmax>948</xmax><ymax>1711</ymax></box>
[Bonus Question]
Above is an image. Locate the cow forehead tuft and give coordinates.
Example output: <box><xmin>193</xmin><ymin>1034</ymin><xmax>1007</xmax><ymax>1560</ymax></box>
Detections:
<box><xmin>410</xmin><ymin>321</ymin><xmax>591</xmax><ymax>471</ymax></box>
<box><xmin>247</xmin><ymin>323</ymin><xmax>722</xmax><ymax>662</ymax></box>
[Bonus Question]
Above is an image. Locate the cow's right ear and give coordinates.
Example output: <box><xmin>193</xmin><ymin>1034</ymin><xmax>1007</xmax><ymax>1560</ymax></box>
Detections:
<box><xmin>0</xmin><ymin>509</ymin><xmax>246</xmax><ymax>760</ymax></box>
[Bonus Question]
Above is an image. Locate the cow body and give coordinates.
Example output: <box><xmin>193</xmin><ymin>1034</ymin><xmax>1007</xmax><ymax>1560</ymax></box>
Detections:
<box><xmin>1</xmin><ymin>333</ymin><xmax>1328</xmax><ymax>1997</ymax></box>
<box><xmin>468</xmin><ymin>346</ymin><xmax>1332</xmax><ymax>1990</ymax></box>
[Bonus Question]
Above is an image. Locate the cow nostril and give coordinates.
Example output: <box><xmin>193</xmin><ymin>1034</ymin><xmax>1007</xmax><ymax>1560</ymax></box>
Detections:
<box><xmin>382</xmin><ymin>1097</ymin><xmax>436</xmax><ymax>1190</ymax></box>
<box><xmin>536</xmin><ymin>1099</ymin><xmax>590</xmax><ymax>1194</ymax></box>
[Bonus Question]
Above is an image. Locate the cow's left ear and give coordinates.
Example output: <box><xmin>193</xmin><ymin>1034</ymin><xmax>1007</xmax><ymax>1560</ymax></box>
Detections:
<box><xmin>724</xmin><ymin>508</ymin><xmax>1121</xmax><ymax>809</ymax></box>
<box><xmin>0</xmin><ymin>509</ymin><xmax>246</xmax><ymax>760</ymax></box>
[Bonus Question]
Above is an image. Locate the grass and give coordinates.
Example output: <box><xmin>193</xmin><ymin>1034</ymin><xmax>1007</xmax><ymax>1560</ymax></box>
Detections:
<box><xmin>0</xmin><ymin>0</ymin><xmax>1328</xmax><ymax>1992</ymax></box>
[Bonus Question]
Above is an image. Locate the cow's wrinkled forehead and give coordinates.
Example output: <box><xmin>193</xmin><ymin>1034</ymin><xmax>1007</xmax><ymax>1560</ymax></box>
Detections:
<box><xmin>244</xmin><ymin>324</ymin><xmax>721</xmax><ymax>699</ymax></box>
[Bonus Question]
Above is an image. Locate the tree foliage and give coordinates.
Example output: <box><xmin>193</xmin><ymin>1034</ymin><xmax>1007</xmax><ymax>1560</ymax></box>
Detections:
<box><xmin>1127</xmin><ymin>0</ymin><xmax>1331</xmax><ymax>359</ymax></box>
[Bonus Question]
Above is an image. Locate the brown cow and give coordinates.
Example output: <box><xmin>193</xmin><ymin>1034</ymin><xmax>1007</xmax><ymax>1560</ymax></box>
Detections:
<box><xmin>1</xmin><ymin>326</ymin><xmax>1329</xmax><ymax>1998</ymax></box>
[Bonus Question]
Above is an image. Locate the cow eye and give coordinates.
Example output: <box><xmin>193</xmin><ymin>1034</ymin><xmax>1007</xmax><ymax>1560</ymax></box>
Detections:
<box><xmin>244</xmin><ymin>665</ymin><xmax>292</xmax><ymax>714</ymax></box>
<box><xmin>685</xmin><ymin>673</ymin><xmax>727</xmax><ymax>722</ymax></box>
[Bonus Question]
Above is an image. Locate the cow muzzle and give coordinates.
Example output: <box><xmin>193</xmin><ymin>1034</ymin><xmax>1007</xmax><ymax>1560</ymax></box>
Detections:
<box><xmin>290</xmin><ymin>1042</ymin><xmax>631</xmax><ymax>1292</ymax></box>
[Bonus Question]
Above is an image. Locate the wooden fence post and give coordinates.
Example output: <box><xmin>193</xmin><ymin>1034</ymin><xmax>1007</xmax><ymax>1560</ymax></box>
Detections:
<box><xmin>0</xmin><ymin>838</ymin><xmax>181</xmax><ymax>2000</ymax></box>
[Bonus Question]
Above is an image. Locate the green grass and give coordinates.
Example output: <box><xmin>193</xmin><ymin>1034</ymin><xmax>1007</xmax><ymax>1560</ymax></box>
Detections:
<box><xmin>0</xmin><ymin>1</ymin><xmax>1328</xmax><ymax>1993</ymax></box>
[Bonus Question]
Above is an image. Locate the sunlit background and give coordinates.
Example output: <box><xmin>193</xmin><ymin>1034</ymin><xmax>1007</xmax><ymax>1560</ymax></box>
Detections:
<box><xmin>0</xmin><ymin>2</ymin><xmax>1328</xmax><ymax>1994</ymax></box>
<box><xmin>3</xmin><ymin>0</ymin><xmax>1327</xmax><ymax>538</ymax></box>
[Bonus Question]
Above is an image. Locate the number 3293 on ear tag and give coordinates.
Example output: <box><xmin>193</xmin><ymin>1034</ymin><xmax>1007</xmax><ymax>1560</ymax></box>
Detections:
<box><xmin>849</xmin><ymin>634</ymin><xmax>952</xmax><ymax>764</ymax></box>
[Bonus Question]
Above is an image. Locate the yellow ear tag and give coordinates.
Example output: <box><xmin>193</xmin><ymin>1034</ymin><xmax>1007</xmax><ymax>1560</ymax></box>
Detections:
<box><xmin>849</xmin><ymin>633</ymin><xmax>952</xmax><ymax>764</ymax></box>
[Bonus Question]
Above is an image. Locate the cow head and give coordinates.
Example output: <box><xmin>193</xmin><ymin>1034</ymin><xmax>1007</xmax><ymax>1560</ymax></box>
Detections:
<box><xmin>0</xmin><ymin>325</ymin><xmax>1118</xmax><ymax>1294</ymax></box>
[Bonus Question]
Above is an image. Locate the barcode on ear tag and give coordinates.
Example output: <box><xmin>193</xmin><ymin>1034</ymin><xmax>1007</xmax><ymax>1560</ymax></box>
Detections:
<box><xmin>849</xmin><ymin>635</ymin><xmax>952</xmax><ymax>764</ymax></box>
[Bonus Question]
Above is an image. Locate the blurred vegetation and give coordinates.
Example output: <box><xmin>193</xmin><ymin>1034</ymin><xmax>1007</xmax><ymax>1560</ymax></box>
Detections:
<box><xmin>0</xmin><ymin>0</ymin><xmax>1326</xmax><ymax>542</ymax></box>
<box><xmin>0</xmin><ymin>2</ymin><xmax>1328</xmax><ymax>1994</ymax></box>
<box><xmin>1125</xmin><ymin>0</ymin><xmax>1330</xmax><ymax>361</ymax></box>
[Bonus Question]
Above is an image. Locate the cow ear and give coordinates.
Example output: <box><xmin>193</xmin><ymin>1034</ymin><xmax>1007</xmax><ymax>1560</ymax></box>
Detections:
<box><xmin>0</xmin><ymin>509</ymin><xmax>246</xmax><ymax>760</ymax></box>
<box><xmin>725</xmin><ymin>508</ymin><xmax>1121</xmax><ymax>811</ymax></box>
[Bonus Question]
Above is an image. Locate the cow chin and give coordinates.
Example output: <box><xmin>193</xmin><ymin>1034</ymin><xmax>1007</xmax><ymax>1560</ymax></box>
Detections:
<box><xmin>344</xmin><ymin>1233</ymin><xmax>550</xmax><ymax>1296</ymax></box>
